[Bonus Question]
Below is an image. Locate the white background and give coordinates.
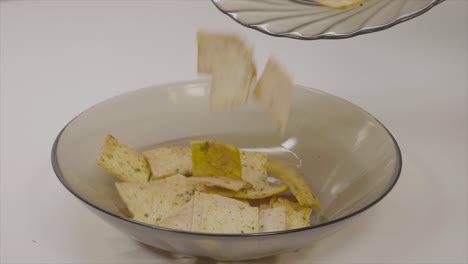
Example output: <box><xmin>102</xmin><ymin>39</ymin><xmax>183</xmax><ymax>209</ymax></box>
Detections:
<box><xmin>1</xmin><ymin>0</ymin><xmax>467</xmax><ymax>263</ymax></box>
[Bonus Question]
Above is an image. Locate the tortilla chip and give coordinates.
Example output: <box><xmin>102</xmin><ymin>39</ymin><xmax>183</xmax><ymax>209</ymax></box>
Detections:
<box><xmin>197</xmin><ymin>31</ymin><xmax>238</xmax><ymax>74</ymax></box>
<box><xmin>158</xmin><ymin>199</ymin><xmax>194</xmax><ymax>231</ymax></box>
<box><xmin>192</xmin><ymin>192</ymin><xmax>258</xmax><ymax>234</ymax></box>
<box><xmin>150</xmin><ymin>175</ymin><xmax>196</xmax><ymax>224</ymax></box>
<box><xmin>211</xmin><ymin>192</ymin><xmax>251</xmax><ymax>206</ymax></box>
<box><xmin>270</xmin><ymin>197</ymin><xmax>311</xmax><ymax>230</ymax></box>
<box><xmin>115</xmin><ymin>174</ymin><xmax>195</xmax><ymax>225</ymax></box>
<box><xmin>197</xmin><ymin>31</ymin><xmax>251</xmax><ymax>74</ymax></box>
<box><xmin>205</xmin><ymin>183</ymin><xmax>288</xmax><ymax>200</ymax></box>
<box><xmin>240</xmin><ymin>151</ymin><xmax>268</xmax><ymax>188</ymax></box>
<box><xmin>259</xmin><ymin>206</ymin><xmax>286</xmax><ymax>232</ymax></box>
<box><xmin>115</xmin><ymin>181</ymin><xmax>154</xmax><ymax>223</ymax></box>
<box><xmin>207</xmin><ymin>151</ymin><xmax>276</xmax><ymax>201</ymax></box>
<box><xmin>248</xmin><ymin>197</ymin><xmax>272</xmax><ymax>209</ymax></box>
<box><xmin>192</xmin><ymin>192</ymin><xmax>249</xmax><ymax>230</ymax></box>
<box><xmin>97</xmin><ymin>134</ymin><xmax>150</xmax><ymax>183</ymax></box>
<box><xmin>191</xmin><ymin>141</ymin><xmax>242</xmax><ymax>180</ymax></box>
<box><xmin>254</xmin><ymin>58</ymin><xmax>293</xmax><ymax>134</ymax></box>
<box><xmin>266</xmin><ymin>160</ymin><xmax>321</xmax><ymax>209</ymax></box>
<box><xmin>142</xmin><ymin>145</ymin><xmax>265</xmax><ymax>184</ymax></box>
<box><xmin>187</xmin><ymin>176</ymin><xmax>252</xmax><ymax>192</ymax></box>
<box><xmin>143</xmin><ymin>146</ymin><xmax>192</xmax><ymax>179</ymax></box>
<box><xmin>200</xmin><ymin>203</ymin><xmax>259</xmax><ymax>234</ymax></box>
<box><xmin>209</xmin><ymin>50</ymin><xmax>256</xmax><ymax>111</ymax></box>
<box><xmin>197</xmin><ymin>31</ymin><xmax>256</xmax><ymax>111</ymax></box>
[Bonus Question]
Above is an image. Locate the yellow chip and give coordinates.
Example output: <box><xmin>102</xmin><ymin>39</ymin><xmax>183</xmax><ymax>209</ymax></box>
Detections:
<box><xmin>205</xmin><ymin>183</ymin><xmax>288</xmax><ymax>200</ymax></box>
<box><xmin>254</xmin><ymin>58</ymin><xmax>293</xmax><ymax>134</ymax></box>
<box><xmin>315</xmin><ymin>0</ymin><xmax>367</xmax><ymax>9</ymax></box>
<box><xmin>143</xmin><ymin>145</ymin><xmax>266</xmax><ymax>185</ymax></box>
<box><xmin>266</xmin><ymin>160</ymin><xmax>321</xmax><ymax>210</ymax></box>
<box><xmin>187</xmin><ymin>176</ymin><xmax>252</xmax><ymax>192</ymax></box>
<box><xmin>97</xmin><ymin>135</ymin><xmax>151</xmax><ymax>183</ymax></box>
<box><xmin>191</xmin><ymin>141</ymin><xmax>242</xmax><ymax>180</ymax></box>
<box><xmin>270</xmin><ymin>197</ymin><xmax>312</xmax><ymax>230</ymax></box>
<box><xmin>143</xmin><ymin>146</ymin><xmax>192</xmax><ymax>179</ymax></box>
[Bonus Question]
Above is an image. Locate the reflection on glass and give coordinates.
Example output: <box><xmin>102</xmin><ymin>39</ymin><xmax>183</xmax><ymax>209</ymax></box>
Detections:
<box><xmin>184</xmin><ymin>86</ymin><xmax>208</xmax><ymax>97</ymax></box>
<box><xmin>242</xmin><ymin>136</ymin><xmax>302</xmax><ymax>166</ymax></box>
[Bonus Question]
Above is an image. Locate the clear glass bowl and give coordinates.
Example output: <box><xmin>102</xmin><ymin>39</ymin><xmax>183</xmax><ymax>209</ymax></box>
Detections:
<box><xmin>211</xmin><ymin>0</ymin><xmax>445</xmax><ymax>40</ymax></box>
<box><xmin>51</xmin><ymin>80</ymin><xmax>402</xmax><ymax>261</ymax></box>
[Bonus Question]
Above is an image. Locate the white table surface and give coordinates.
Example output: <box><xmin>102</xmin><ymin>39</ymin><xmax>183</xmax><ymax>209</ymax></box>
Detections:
<box><xmin>1</xmin><ymin>1</ymin><xmax>467</xmax><ymax>263</ymax></box>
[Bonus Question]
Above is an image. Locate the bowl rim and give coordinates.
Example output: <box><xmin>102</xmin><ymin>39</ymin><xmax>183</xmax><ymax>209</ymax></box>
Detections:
<box><xmin>210</xmin><ymin>0</ymin><xmax>445</xmax><ymax>40</ymax></box>
<box><xmin>51</xmin><ymin>80</ymin><xmax>402</xmax><ymax>237</ymax></box>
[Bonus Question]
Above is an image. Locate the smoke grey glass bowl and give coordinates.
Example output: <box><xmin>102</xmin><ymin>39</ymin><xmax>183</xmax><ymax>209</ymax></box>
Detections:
<box><xmin>51</xmin><ymin>80</ymin><xmax>401</xmax><ymax>261</ymax></box>
<box><xmin>211</xmin><ymin>0</ymin><xmax>444</xmax><ymax>40</ymax></box>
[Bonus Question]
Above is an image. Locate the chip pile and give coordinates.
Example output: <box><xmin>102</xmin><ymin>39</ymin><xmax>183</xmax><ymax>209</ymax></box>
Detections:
<box><xmin>96</xmin><ymin>32</ymin><xmax>321</xmax><ymax>234</ymax></box>
<box><xmin>97</xmin><ymin>136</ymin><xmax>321</xmax><ymax>234</ymax></box>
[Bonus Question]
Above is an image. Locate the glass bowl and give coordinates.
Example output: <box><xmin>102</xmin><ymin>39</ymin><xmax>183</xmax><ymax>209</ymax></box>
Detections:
<box><xmin>51</xmin><ymin>80</ymin><xmax>402</xmax><ymax>261</ymax></box>
<box><xmin>211</xmin><ymin>0</ymin><xmax>445</xmax><ymax>40</ymax></box>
